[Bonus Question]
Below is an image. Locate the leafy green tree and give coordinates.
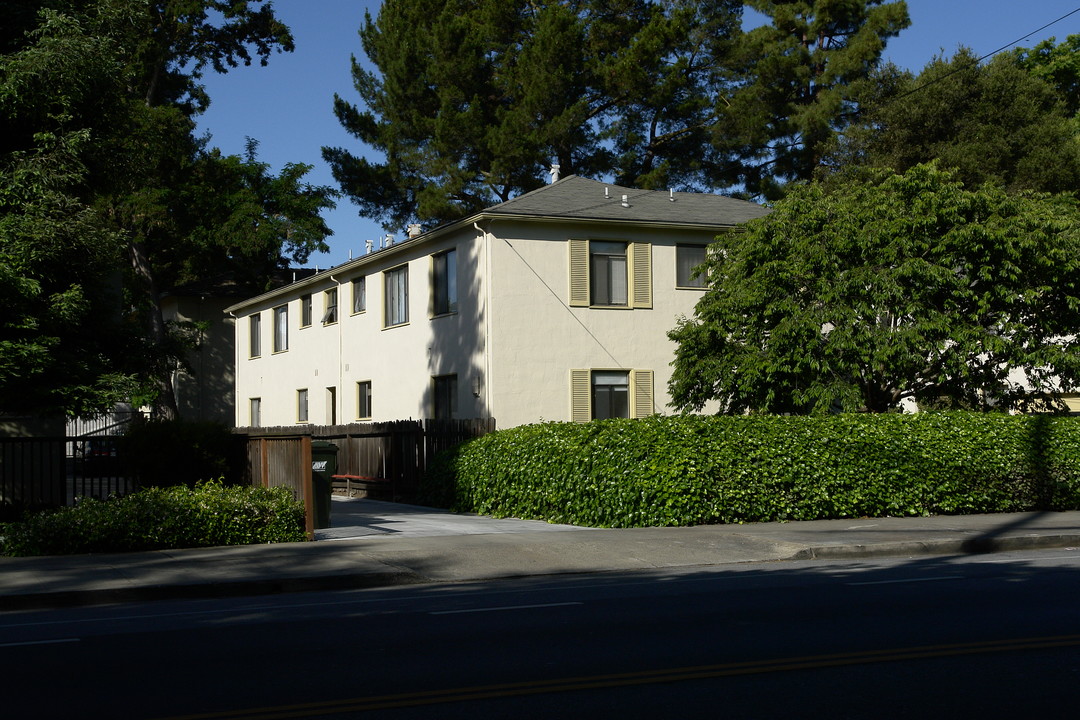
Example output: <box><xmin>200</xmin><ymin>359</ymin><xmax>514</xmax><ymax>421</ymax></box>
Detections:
<box><xmin>325</xmin><ymin>0</ymin><xmax>746</xmax><ymax>231</ymax></box>
<box><xmin>668</xmin><ymin>163</ymin><xmax>1080</xmax><ymax>414</ymax></box>
<box><xmin>831</xmin><ymin>49</ymin><xmax>1080</xmax><ymax>194</ymax></box>
<box><xmin>1013</xmin><ymin>34</ymin><xmax>1080</xmax><ymax>117</ymax></box>
<box><xmin>721</xmin><ymin>0</ymin><xmax>910</xmax><ymax>199</ymax></box>
<box><xmin>2</xmin><ymin>1</ymin><xmax>335</xmax><ymax>418</ymax></box>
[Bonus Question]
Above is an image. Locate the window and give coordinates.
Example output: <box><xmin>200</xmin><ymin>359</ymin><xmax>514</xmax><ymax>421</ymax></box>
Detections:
<box><xmin>352</xmin><ymin>276</ymin><xmax>366</xmax><ymax>314</ymax></box>
<box><xmin>569</xmin><ymin>239</ymin><xmax>652</xmax><ymax>308</ymax></box>
<box><xmin>248</xmin><ymin>314</ymin><xmax>261</xmax><ymax>358</ymax></box>
<box><xmin>385</xmin><ymin>265</ymin><xmax>409</xmax><ymax>327</ymax></box>
<box><xmin>590</xmin><ymin>241</ymin><xmax>628</xmax><ymax>306</ymax></box>
<box><xmin>592</xmin><ymin>371</ymin><xmax>629</xmax><ymax>419</ymax></box>
<box><xmin>433</xmin><ymin>374</ymin><xmax>457</xmax><ymax>419</ymax></box>
<box><xmin>297</xmin><ymin>389</ymin><xmax>309</xmax><ymax>423</ymax></box>
<box><xmin>273</xmin><ymin>305</ymin><xmax>288</xmax><ymax>352</ymax></box>
<box><xmin>432</xmin><ymin>249</ymin><xmax>457</xmax><ymax>315</ymax></box>
<box><xmin>326</xmin><ymin>386</ymin><xmax>337</xmax><ymax>425</ymax></box>
<box><xmin>249</xmin><ymin>397</ymin><xmax>261</xmax><ymax>427</ymax></box>
<box><xmin>570</xmin><ymin>369</ymin><xmax>654</xmax><ymax>422</ymax></box>
<box><xmin>300</xmin><ymin>294</ymin><xmax>312</xmax><ymax>327</ymax></box>
<box><xmin>676</xmin><ymin>245</ymin><xmax>708</xmax><ymax>288</ymax></box>
<box><xmin>322</xmin><ymin>288</ymin><xmax>338</xmax><ymax>325</ymax></box>
<box><xmin>357</xmin><ymin>381</ymin><xmax>372</xmax><ymax>420</ymax></box>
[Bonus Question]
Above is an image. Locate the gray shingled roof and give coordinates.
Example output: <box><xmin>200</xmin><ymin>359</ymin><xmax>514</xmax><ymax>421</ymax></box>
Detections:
<box><xmin>483</xmin><ymin>175</ymin><xmax>770</xmax><ymax>226</ymax></box>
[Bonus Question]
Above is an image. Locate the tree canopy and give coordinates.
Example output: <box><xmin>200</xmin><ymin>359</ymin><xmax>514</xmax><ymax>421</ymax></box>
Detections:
<box><xmin>668</xmin><ymin>163</ymin><xmax>1080</xmax><ymax>415</ymax></box>
<box><xmin>1</xmin><ymin>0</ymin><xmax>335</xmax><ymax>418</ymax></box>
<box><xmin>326</xmin><ymin>0</ymin><xmax>908</xmax><ymax>230</ymax></box>
<box><xmin>829</xmin><ymin>46</ymin><xmax>1080</xmax><ymax>194</ymax></box>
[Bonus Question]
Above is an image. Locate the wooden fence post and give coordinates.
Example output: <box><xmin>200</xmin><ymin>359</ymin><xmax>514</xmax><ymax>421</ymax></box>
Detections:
<box><xmin>301</xmin><ymin>435</ymin><xmax>314</xmax><ymax>540</ymax></box>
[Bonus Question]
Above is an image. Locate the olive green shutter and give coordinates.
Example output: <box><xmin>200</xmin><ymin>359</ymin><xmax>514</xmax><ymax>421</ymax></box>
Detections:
<box><xmin>569</xmin><ymin>239</ymin><xmax>589</xmax><ymax>307</ymax></box>
<box><xmin>629</xmin><ymin>242</ymin><xmax>652</xmax><ymax>308</ymax></box>
<box><xmin>631</xmin><ymin>369</ymin><xmax>654</xmax><ymax>418</ymax></box>
<box><xmin>570</xmin><ymin>369</ymin><xmax>591</xmax><ymax>422</ymax></box>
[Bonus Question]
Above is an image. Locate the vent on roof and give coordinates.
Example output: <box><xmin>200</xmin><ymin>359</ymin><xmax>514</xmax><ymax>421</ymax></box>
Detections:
<box><xmin>407</xmin><ymin>223</ymin><xmax>422</xmax><ymax>238</ymax></box>
<box><xmin>550</xmin><ymin>164</ymin><xmax>560</xmax><ymax>183</ymax></box>
<box><xmin>621</xmin><ymin>194</ymin><xmax>630</xmax><ymax>208</ymax></box>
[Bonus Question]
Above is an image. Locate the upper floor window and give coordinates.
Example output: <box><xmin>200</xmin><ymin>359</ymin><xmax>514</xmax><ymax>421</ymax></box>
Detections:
<box><xmin>248</xmin><ymin>314</ymin><xmax>261</xmax><ymax>358</ymax></box>
<box><xmin>322</xmin><ymin>288</ymin><xmax>338</xmax><ymax>325</ymax></box>
<box><xmin>568</xmin><ymin>239</ymin><xmax>652</xmax><ymax>309</ymax></box>
<box><xmin>590</xmin><ymin>241</ymin><xmax>628</xmax><ymax>306</ymax></box>
<box><xmin>300</xmin><ymin>294</ymin><xmax>312</xmax><ymax>327</ymax></box>
<box><xmin>432</xmin><ymin>249</ymin><xmax>458</xmax><ymax>315</ymax></box>
<box><xmin>273</xmin><ymin>305</ymin><xmax>288</xmax><ymax>352</ymax></box>
<box><xmin>385</xmin><ymin>265</ymin><xmax>409</xmax><ymax>327</ymax></box>
<box><xmin>352</xmin><ymin>276</ymin><xmax>366</xmax><ymax>314</ymax></box>
<box><xmin>676</xmin><ymin>245</ymin><xmax>708</xmax><ymax>288</ymax></box>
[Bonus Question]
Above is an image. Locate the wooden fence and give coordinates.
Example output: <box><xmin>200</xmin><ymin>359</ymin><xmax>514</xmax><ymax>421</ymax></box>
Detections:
<box><xmin>235</xmin><ymin>419</ymin><xmax>496</xmax><ymax>536</ymax></box>
<box><xmin>1</xmin><ymin>418</ymin><xmax>494</xmax><ymax>526</ymax></box>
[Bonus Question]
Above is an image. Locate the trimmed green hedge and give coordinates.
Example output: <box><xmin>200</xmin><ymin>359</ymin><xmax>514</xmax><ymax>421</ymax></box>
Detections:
<box><xmin>420</xmin><ymin>413</ymin><xmax>1080</xmax><ymax>528</ymax></box>
<box><xmin>0</xmin><ymin>481</ymin><xmax>306</xmax><ymax>556</ymax></box>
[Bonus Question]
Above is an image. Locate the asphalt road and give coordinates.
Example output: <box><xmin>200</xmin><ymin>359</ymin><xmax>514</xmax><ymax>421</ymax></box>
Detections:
<box><xmin>4</xmin><ymin>548</ymin><xmax>1080</xmax><ymax>719</ymax></box>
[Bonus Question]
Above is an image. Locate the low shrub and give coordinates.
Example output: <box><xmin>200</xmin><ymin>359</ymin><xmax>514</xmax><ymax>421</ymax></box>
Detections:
<box><xmin>419</xmin><ymin>413</ymin><xmax>1080</xmax><ymax>528</ymax></box>
<box><xmin>0</xmin><ymin>480</ymin><xmax>306</xmax><ymax>556</ymax></box>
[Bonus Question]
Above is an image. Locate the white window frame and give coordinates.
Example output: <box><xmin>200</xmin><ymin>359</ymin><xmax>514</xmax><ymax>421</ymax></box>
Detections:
<box><xmin>357</xmin><ymin>381</ymin><xmax>372</xmax><ymax>420</ymax></box>
<box><xmin>300</xmin><ymin>294</ymin><xmax>312</xmax><ymax>327</ymax></box>
<box><xmin>352</xmin><ymin>276</ymin><xmax>366</xmax><ymax>314</ymax></box>
<box><xmin>297</xmin><ymin>388</ymin><xmax>308</xmax><ymax>423</ymax></box>
<box><xmin>248</xmin><ymin>314</ymin><xmax>261</xmax><ymax>358</ymax></box>
<box><xmin>432</xmin><ymin>248</ymin><xmax>458</xmax><ymax>316</ymax></box>
<box><xmin>273</xmin><ymin>305</ymin><xmax>288</xmax><ymax>353</ymax></box>
<box><xmin>676</xmin><ymin>244</ymin><xmax>708</xmax><ymax>289</ymax></box>
<box><xmin>384</xmin><ymin>265</ymin><xmax>409</xmax><ymax>327</ymax></box>
<box><xmin>322</xmin><ymin>288</ymin><xmax>338</xmax><ymax>325</ymax></box>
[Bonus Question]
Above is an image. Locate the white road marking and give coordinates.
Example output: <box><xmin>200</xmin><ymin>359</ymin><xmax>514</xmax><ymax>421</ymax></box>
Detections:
<box><xmin>430</xmin><ymin>602</ymin><xmax>583</xmax><ymax>615</ymax></box>
<box><xmin>847</xmin><ymin>575</ymin><xmax>963</xmax><ymax>586</ymax></box>
<box><xmin>0</xmin><ymin>638</ymin><xmax>80</xmax><ymax>648</ymax></box>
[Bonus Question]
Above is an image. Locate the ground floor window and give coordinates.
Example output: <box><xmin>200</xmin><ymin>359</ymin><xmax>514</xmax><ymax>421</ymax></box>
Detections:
<box><xmin>570</xmin><ymin>369</ymin><xmax>654</xmax><ymax>422</ymax></box>
<box><xmin>357</xmin><ymin>381</ymin><xmax>372</xmax><ymax>420</ymax></box>
<box><xmin>249</xmin><ymin>397</ymin><xmax>261</xmax><ymax>427</ymax></box>
<box><xmin>591</xmin><ymin>371</ymin><xmax>629</xmax><ymax>419</ymax></box>
<box><xmin>297</xmin><ymin>389</ymin><xmax>308</xmax><ymax>423</ymax></box>
<box><xmin>433</xmin><ymin>374</ymin><xmax>457</xmax><ymax>419</ymax></box>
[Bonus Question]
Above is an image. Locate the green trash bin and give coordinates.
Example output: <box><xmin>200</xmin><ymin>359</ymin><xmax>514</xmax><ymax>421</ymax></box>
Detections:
<box><xmin>310</xmin><ymin>441</ymin><xmax>339</xmax><ymax>530</ymax></box>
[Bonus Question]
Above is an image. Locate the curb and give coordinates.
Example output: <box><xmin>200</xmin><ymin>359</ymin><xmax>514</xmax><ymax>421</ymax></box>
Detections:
<box><xmin>796</xmin><ymin>534</ymin><xmax>1080</xmax><ymax>560</ymax></box>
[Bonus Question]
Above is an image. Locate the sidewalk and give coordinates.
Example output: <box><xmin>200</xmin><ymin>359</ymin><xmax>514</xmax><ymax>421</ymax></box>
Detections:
<box><xmin>3</xmin><ymin>497</ymin><xmax>1080</xmax><ymax>611</ymax></box>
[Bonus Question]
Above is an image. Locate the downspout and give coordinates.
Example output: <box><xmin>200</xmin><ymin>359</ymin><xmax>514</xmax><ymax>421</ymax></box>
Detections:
<box><xmin>330</xmin><ymin>273</ymin><xmax>343</xmax><ymax>425</ymax></box>
<box><xmin>474</xmin><ymin>222</ymin><xmax>493</xmax><ymax>420</ymax></box>
<box><xmin>227</xmin><ymin>309</ymin><xmax>239</xmax><ymax>427</ymax></box>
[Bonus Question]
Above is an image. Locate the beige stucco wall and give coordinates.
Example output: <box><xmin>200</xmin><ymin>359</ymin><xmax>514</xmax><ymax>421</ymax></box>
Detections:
<box><xmin>480</xmin><ymin>219</ymin><xmax>718</xmax><ymax>428</ymax></box>
<box><xmin>230</xmin><ymin>216</ymin><xmax>727</xmax><ymax>429</ymax></box>
<box><xmin>233</xmin><ymin>231</ymin><xmax>487</xmax><ymax>427</ymax></box>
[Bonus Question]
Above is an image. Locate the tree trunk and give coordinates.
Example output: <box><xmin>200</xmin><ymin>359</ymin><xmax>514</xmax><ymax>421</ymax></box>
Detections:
<box><xmin>128</xmin><ymin>240</ymin><xmax>180</xmax><ymax>421</ymax></box>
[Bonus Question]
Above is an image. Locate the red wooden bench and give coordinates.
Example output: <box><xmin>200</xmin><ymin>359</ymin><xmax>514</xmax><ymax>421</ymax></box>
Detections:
<box><xmin>331</xmin><ymin>474</ymin><xmax>391</xmax><ymax>499</ymax></box>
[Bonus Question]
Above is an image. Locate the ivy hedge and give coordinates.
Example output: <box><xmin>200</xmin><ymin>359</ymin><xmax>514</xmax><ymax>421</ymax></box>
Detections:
<box><xmin>0</xmin><ymin>481</ymin><xmax>306</xmax><ymax>557</ymax></box>
<box><xmin>420</xmin><ymin>413</ymin><xmax>1080</xmax><ymax>528</ymax></box>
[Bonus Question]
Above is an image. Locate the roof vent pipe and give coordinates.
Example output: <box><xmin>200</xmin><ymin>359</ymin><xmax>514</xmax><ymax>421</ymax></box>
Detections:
<box><xmin>621</xmin><ymin>194</ymin><xmax>630</xmax><ymax>208</ymax></box>
<box><xmin>670</xmin><ymin>188</ymin><xmax>675</xmax><ymax>202</ymax></box>
<box><xmin>385</xmin><ymin>233</ymin><xmax>395</xmax><ymax>247</ymax></box>
<box><xmin>549</xmin><ymin>164</ymin><xmax>561</xmax><ymax>183</ymax></box>
<box><xmin>365</xmin><ymin>239</ymin><xmax>373</xmax><ymax>254</ymax></box>
<box><xmin>407</xmin><ymin>223</ymin><xmax>422</xmax><ymax>239</ymax></box>
<box><xmin>604</xmin><ymin>187</ymin><xmax>610</xmax><ymax>199</ymax></box>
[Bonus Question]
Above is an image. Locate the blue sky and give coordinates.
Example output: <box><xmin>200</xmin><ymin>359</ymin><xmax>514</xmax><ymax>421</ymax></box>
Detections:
<box><xmin>196</xmin><ymin>1</ymin><xmax>1080</xmax><ymax>269</ymax></box>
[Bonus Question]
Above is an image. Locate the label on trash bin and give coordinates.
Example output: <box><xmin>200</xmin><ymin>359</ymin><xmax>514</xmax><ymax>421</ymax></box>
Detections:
<box><xmin>312</xmin><ymin>461</ymin><xmax>328</xmax><ymax>472</ymax></box>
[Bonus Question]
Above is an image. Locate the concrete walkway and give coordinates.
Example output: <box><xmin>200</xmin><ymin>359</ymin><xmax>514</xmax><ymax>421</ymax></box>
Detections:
<box><xmin>2</xmin><ymin>498</ymin><xmax>1080</xmax><ymax>611</ymax></box>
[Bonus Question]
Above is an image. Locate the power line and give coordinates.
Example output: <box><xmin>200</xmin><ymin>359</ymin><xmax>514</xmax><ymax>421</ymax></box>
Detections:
<box><xmin>893</xmin><ymin>6</ymin><xmax>1080</xmax><ymax>102</ymax></box>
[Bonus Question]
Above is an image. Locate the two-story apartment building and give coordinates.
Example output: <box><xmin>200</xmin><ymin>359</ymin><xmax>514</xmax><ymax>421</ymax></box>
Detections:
<box><xmin>225</xmin><ymin>175</ymin><xmax>770</xmax><ymax>429</ymax></box>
